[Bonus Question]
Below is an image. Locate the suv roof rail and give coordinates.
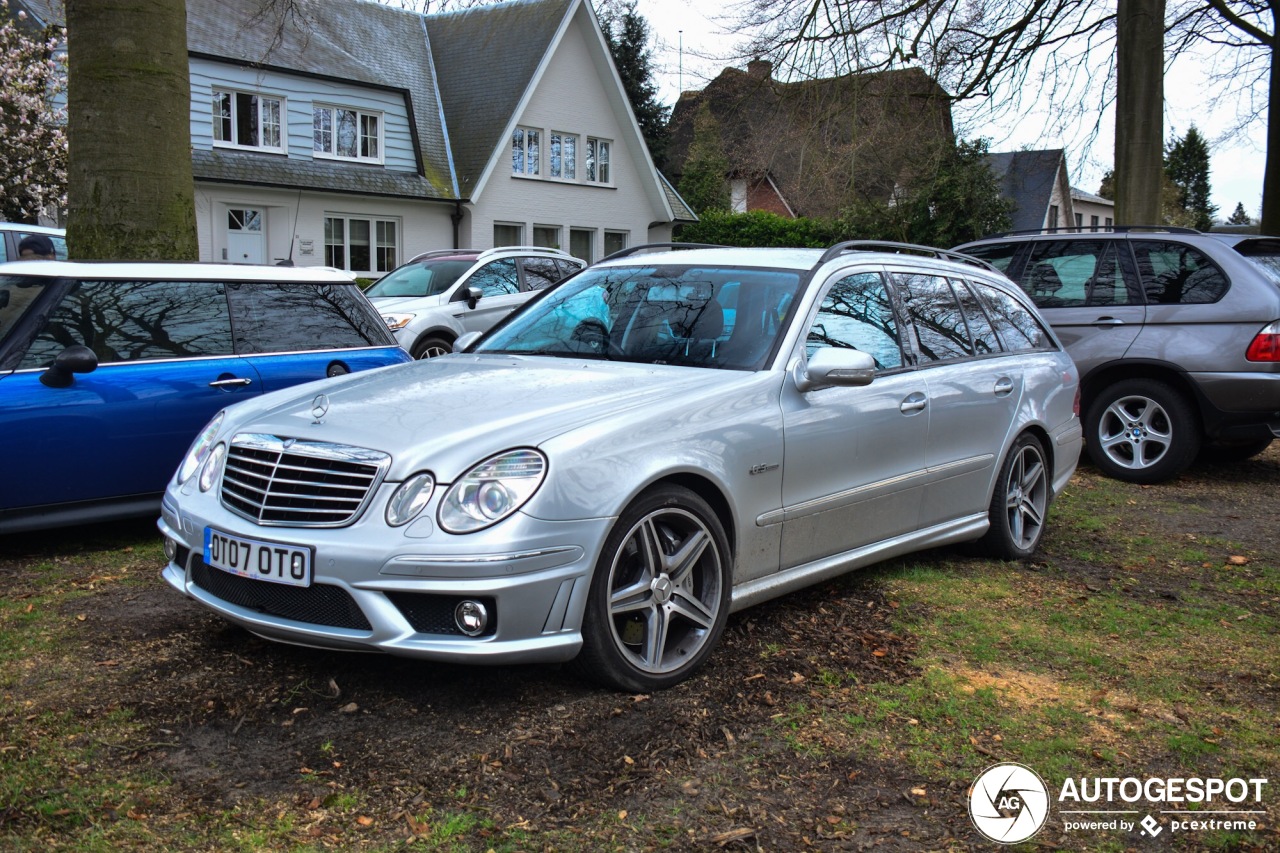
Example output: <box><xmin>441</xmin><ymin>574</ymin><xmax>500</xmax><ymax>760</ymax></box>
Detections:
<box><xmin>477</xmin><ymin>245</ymin><xmax>576</xmax><ymax>261</ymax></box>
<box><xmin>600</xmin><ymin>242</ymin><xmax>732</xmax><ymax>262</ymax></box>
<box><xmin>817</xmin><ymin>240</ymin><xmax>1000</xmax><ymax>273</ymax></box>
<box><xmin>978</xmin><ymin>225</ymin><xmax>1202</xmax><ymax>239</ymax></box>
<box><xmin>406</xmin><ymin>248</ymin><xmax>470</xmax><ymax>263</ymax></box>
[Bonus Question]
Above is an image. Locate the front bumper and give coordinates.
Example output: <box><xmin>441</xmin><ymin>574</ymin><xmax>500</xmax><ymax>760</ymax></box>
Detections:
<box><xmin>159</xmin><ymin>485</ymin><xmax>612</xmax><ymax>664</ymax></box>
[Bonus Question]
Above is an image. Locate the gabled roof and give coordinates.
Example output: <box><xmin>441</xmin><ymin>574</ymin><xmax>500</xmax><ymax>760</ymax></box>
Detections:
<box><xmin>427</xmin><ymin>0</ymin><xmax>572</xmax><ymax>196</ymax></box>
<box><xmin>985</xmin><ymin>150</ymin><xmax>1068</xmax><ymax>231</ymax></box>
<box><xmin>666</xmin><ymin>63</ymin><xmax>955</xmax><ymax>219</ymax></box>
<box><xmin>186</xmin><ymin>0</ymin><xmax>457</xmax><ymax>198</ymax></box>
<box><xmin>1071</xmin><ymin>186</ymin><xmax>1114</xmax><ymax>207</ymax></box>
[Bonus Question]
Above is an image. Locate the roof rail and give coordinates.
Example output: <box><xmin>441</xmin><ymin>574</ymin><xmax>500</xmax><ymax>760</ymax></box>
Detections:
<box><xmin>599</xmin><ymin>242</ymin><xmax>731</xmax><ymax>262</ymax></box>
<box><xmin>978</xmin><ymin>224</ymin><xmax>1202</xmax><ymax>239</ymax></box>
<box><xmin>406</xmin><ymin>248</ymin><xmax>469</xmax><ymax>263</ymax></box>
<box><xmin>477</xmin><ymin>245</ymin><xmax>577</xmax><ymax>260</ymax></box>
<box><xmin>817</xmin><ymin>240</ymin><xmax>1000</xmax><ymax>273</ymax></box>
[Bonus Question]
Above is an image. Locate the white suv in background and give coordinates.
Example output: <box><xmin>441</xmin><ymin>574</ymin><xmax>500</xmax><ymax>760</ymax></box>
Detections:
<box><xmin>365</xmin><ymin>246</ymin><xmax>584</xmax><ymax>358</ymax></box>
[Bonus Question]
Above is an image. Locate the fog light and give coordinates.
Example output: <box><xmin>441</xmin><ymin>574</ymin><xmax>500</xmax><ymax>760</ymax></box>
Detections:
<box><xmin>163</xmin><ymin>537</ymin><xmax>178</xmax><ymax>562</ymax></box>
<box><xmin>454</xmin><ymin>600</ymin><xmax>488</xmax><ymax>637</ymax></box>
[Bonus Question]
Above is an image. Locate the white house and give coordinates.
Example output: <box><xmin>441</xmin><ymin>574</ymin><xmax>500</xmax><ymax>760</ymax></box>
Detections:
<box><xmin>1070</xmin><ymin>187</ymin><xmax>1115</xmax><ymax>231</ymax></box>
<box><xmin>985</xmin><ymin>149</ymin><xmax>1075</xmax><ymax>232</ymax></box>
<box><xmin>17</xmin><ymin>0</ymin><xmax>694</xmax><ymax>273</ymax></box>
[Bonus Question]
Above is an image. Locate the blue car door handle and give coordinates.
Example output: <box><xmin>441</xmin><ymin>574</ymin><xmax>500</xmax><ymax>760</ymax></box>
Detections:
<box><xmin>900</xmin><ymin>392</ymin><xmax>927</xmax><ymax>413</ymax></box>
<box><xmin>209</xmin><ymin>376</ymin><xmax>253</xmax><ymax>389</ymax></box>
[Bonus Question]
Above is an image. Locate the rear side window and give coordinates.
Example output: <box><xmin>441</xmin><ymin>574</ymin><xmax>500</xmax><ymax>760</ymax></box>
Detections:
<box><xmin>893</xmin><ymin>272</ymin><xmax>972</xmax><ymax>363</ymax></box>
<box><xmin>1132</xmin><ymin>241</ymin><xmax>1229</xmax><ymax>304</ymax></box>
<box><xmin>1023</xmin><ymin>241</ymin><xmax>1135</xmax><ymax>308</ymax></box>
<box><xmin>19</xmin><ymin>280</ymin><xmax>233</xmax><ymax>369</ymax></box>
<box><xmin>521</xmin><ymin>257</ymin><xmax>565</xmax><ymax>291</ymax></box>
<box><xmin>957</xmin><ymin>241</ymin><xmax>1020</xmax><ymax>273</ymax></box>
<box><xmin>806</xmin><ymin>272</ymin><xmax>903</xmax><ymax>370</ymax></box>
<box><xmin>973</xmin><ymin>281</ymin><xmax>1054</xmax><ymax>352</ymax></box>
<box><xmin>951</xmin><ymin>279</ymin><xmax>1000</xmax><ymax>354</ymax></box>
<box><xmin>227</xmin><ymin>283</ymin><xmax>392</xmax><ymax>354</ymax></box>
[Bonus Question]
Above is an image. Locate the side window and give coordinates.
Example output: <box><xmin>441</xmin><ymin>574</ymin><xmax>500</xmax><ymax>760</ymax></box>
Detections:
<box><xmin>1132</xmin><ymin>241</ymin><xmax>1229</xmax><ymax>304</ymax></box>
<box><xmin>893</xmin><ymin>273</ymin><xmax>972</xmax><ymax>363</ymax></box>
<box><xmin>974</xmin><ymin>282</ymin><xmax>1054</xmax><ymax>353</ymax></box>
<box><xmin>557</xmin><ymin>259</ymin><xmax>585</xmax><ymax>279</ymax></box>
<box><xmin>227</xmin><ymin>283</ymin><xmax>389</xmax><ymax>354</ymax></box>
<box><xmin>958</xmin><ymin>242</ymin><xmax>1020</xmax><ymax>273</ymax></box>
<box><xmin>1023</xmin><ymin>241</ymin><xmax>1134</xmax><ymax>308</ymax></box>
<box><xmin>805</xmin><ymin>272</ymin><xmax>903</xmax><ymax>370</ymax></box>
<box><xmin>465</xmin><ymin>259</ymin><xmax>521</xmax><ymax>297</ymax></box>
<box><xmin>952</xmin><ymin>279</ymin><xmax>1001</xmax><ymax>354</ymax></box>
<box><xmin>19</xmin><ymin>280</ymin><xmax>233</xmax><ymax>369</ymax></box>
<box><xmin>520</xmin><ymin>257</ymin><xmax>564</xmax><ymax>291</ymax></box>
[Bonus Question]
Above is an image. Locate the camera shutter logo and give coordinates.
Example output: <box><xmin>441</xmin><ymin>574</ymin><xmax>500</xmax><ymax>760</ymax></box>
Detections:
<box><xmin>969</xmin><ymin>762</ymin><xmax>1050</xmax><ymax>844</ymax></box>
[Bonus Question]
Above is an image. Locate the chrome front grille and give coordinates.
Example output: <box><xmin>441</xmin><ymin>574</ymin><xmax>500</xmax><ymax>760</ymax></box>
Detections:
<box><xmin>221</xmin><ymin>434</ymin><xmax>390</xmax><ymax>527</ymax></box>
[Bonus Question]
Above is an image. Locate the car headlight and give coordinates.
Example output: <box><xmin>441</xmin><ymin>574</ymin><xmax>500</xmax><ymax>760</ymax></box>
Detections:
<box><xmin>177</xmin><ymin>411</ymin><xmax>225</xmax><ymax>485</ymax></box>
<box><xmin>438</xmin><ymin>449</ymin><xmax>547</xmax><ymax>533</ymax></box>
<box><xmin>382</xmin><ymin>312</ymin><xmax>415</xmax><ymax>331</ymax></box>
<box><xmin>199</xmin><ymin>443</ymin><xmax>227</xmax><ymax>492</ymax></box>
<box><xmin>386</xmin><ymin>472</ymin><xmax>436</xmax><ymax>526</ymax></box>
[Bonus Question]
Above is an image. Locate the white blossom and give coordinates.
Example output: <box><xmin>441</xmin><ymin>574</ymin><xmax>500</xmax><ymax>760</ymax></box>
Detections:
<box><xmin>0</xmin><ymin>0</ymin><xmax>67</xmax><ymax>222</ymax></box>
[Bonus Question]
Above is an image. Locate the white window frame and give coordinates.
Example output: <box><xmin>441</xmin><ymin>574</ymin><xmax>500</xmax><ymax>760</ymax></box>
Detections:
<box><xmin>213</xmin><ymin>89</ymin><xmax>285</xmax><ymax>153</ymax></box>
<box><xmin>549</xmin><ymin>132</ymin><xmax>577</xmax><ymax>181</ymax></box>
<box><xmin>313</xmin><ymin>104</ymin><xmax>383</xmax><ymax>164</ymax></box>
<box><xmin>323</xmin><ymin>214</ymin><xmax>400</xmax><ymax>274</ymax></box>
<box><xmin>512</xmin><ymin>127</ymin><xmax>541</xmax><ymax>177</ymax></box>
<box><xmin>586</xmin><ymin>137</ymin><xmax>612</xmax><ymax>184</ymax></box>
<box><xmin>494</xmin><ymin>222</ymin><xmax>524</xmax><ymax>246</ymax></box>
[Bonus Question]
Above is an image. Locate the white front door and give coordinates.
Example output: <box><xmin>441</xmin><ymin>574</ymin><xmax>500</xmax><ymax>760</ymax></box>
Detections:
<box><xmin>226</xmin><ymin>207</ymin><xmax>265</xmax><ymax>264</ymax></box>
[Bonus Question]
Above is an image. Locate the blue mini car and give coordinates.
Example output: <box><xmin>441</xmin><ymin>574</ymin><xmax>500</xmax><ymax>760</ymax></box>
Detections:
<box><xmin>0</xmin><ymin>262</ymin><xmax>410</xmax><ymax>533</ymax></box>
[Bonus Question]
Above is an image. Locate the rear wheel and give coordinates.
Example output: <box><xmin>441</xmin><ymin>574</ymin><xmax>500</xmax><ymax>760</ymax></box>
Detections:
<box><xmin>575</xmin><ymin>485</ymin><xmax>730</xmax><ymax>692</ymax></box>
<box><xmin>410</xmin><ymin>335</ymin><xmax>452</xmax><ymax>359</ymax></box>
<box><xmin>1085</xmin><ymin>379</ymin><xmax>1199</xmax><ymax>484</ymax></box>
<box><xmin>974</xmin><ymin>433</ymin><xmax>1050</xmax><ymax>560</ymax></box>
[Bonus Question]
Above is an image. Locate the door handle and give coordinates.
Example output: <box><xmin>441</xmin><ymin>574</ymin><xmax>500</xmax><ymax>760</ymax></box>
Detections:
<box><xmin>1091</xmin><ymin>317</ymin><xmax>1125</xmax><ymax>326</ymax></box>
<box><xmin>208</xmin><ymin>377</ymin><xmax>253</xmax><ymax>389</ymax></box>
<box><xmin>900</xmin><ymin>392</ymin><xmax>927</xmax><ymax>413</ymax></box>
<box><xmin>994</xmin><ymin>377</ymin><xmax>1014</xmax><ymax>396</ymax></box>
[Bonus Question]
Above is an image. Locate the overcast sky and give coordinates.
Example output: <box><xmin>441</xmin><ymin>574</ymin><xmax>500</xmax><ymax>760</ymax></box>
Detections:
<box><xmin>634</xmin><ymin>0</ymin><xmax>1266</xmax><ymax>220</ymax></box>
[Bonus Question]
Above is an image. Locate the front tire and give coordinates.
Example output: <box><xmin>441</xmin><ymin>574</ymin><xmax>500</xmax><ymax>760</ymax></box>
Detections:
<box><xmin>1084</xmin><ymin>379</ymin><xmax>1200</xmax><ymax>484</ymax></box>
<box><xmin>575</xmin><ymin>485</ymin><xmax>731</xmax><ymax>692</ymax></box>
<box><xmin>410</xmin><ymin>335</ymin><xmax>452</xmax><ymax>359</ymax></box>
<box><xmin>974</xmin><ymin>433</ymin><xmax>1050</xmax><ymax>560</ymax></box>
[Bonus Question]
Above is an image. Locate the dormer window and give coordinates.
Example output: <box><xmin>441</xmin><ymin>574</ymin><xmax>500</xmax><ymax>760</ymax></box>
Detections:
<box><xmin>313</xmin><ymin>105</ymin><xmax>383</xmax><ymax>163</ymax></box>
<box><xmin>513</xmin><ymin>127</ymin><xmax>541</xmax><ymax>176</ymax></box>
<box><xmin>586</xmin><ymin>138</ymin><xmax>611</xmax><ymax>184</ymax></box>
<box><xmin>213</xmin><ymin>90</ymin><xmax>284</xmax><ymax>153</ymax></box>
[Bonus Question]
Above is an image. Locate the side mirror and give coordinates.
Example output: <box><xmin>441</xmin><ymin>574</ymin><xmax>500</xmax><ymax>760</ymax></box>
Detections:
<box><xmin>465</xmin><ymin>286</ymin><xmax>482</xmax><ymax>310</ymax></box>
<box><xmin>792</xmin><ymin>348</ymin><xmax>875</xmax><ymax>393</ymax></box>
<box><xmin>40</xmin><ymin>345</ymin><xmax>98</xmax><ymax>388</ymax></box>
<box><xmin>454</xmin><ymin>331</ymin><xmax>482</xmax><ymax>352</ymax></box>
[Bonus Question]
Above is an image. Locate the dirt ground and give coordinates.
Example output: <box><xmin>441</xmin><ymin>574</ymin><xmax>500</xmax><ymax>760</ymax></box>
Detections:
<box><xmin>3</xmin><ymin>449</ymin><xmax>1279</xmax><ymax>851</ymax></box>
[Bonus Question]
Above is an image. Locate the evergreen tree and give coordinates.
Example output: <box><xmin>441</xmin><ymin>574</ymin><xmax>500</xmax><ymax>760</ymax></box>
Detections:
<box><xmin>677</xmin><ymin>103</ymin><xmax>730</xmax><ymax>214</ymax></box>
<box><xmin>1098</xmin><ymin>170</ymin><xmax>1115</xmax><ymax>201</ymax></box>
<box><xmin>1164</xmin><ymin>126</ymin><xmax>1217</xmax><ymax>231</ymax></box>
<box><xmin>1228</xmin><ymin>202</ymin><xmax>1253</xmax><ymax>225</ymax></box>
<box><xmin>600</xmin><ymin>1</ymin><xmax>669</xmax><ymax>166</ymax></box>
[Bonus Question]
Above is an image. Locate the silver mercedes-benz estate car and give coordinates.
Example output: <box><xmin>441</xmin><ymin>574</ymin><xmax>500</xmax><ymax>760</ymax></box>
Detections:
<box><xmin>160</xmin><ymin>242</ymin><xmax>1082</xmax><ymax>691</ymax></box>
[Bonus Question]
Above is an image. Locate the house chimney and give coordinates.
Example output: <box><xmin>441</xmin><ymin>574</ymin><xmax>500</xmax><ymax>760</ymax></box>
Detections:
<box><xmin>747</xmin><ymin>58</ymin><xmax>772</xmax><ymax>79</ymax></box>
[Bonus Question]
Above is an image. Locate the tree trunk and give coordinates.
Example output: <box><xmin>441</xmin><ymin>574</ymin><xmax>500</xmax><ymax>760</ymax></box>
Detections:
<box><xmin>1262</xmin><ymin>33</ymin><xmax>1280</xmax><ymax>234</ymax></box>
<box><xmin>65</xmin><ymin>0</ymin><xmax>197</xmax><ymax>260</ymax></box>
<box><xmin>1115</xmin><ymin>0</ymin><xmax>1165</xmax><ymax>226</ymax></box>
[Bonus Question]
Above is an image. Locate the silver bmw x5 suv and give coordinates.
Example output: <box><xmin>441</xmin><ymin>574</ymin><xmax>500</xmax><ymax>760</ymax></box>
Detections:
<box><xmin>957</xmin><ymin>227</ymin><xmax>1280</xmax><ymax>483</ymax></box>
<box><xmin>159</xmin><ymin>242</ymin><xmax>1081</xmax><ymax>691</ymax></box>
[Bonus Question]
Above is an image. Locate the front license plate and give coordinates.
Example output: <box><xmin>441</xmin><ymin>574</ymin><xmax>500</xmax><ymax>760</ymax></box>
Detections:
<box><xmin>204</xmin><ymin>527</ymin><xmax>313</xmax><ymax>587</ymax></box>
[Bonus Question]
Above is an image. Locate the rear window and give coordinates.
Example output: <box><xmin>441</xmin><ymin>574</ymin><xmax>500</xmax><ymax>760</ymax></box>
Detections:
<box><xmin>228</xmin><ymin>283</ymin><xmax>394</xmax><ymax>353</ymax></box>
<box><xmin>1231</xmin><ymin>238</ymin><xmax>1280</xmax><ymax>287</ymax></box>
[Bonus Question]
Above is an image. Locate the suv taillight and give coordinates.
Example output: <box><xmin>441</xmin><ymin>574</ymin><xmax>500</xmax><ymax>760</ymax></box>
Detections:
<box><xmin>1246</xmin><ymin>322</ymin><xmax>1280</xmax><ymax>361</ymax></box>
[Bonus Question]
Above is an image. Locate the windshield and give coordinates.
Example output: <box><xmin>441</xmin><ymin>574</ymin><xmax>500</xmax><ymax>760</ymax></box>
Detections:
<box><xmin>477</xmin><ymin>264</ymin><xmax>804</xmax><ymax>370</ymax></box>
<box><xmin>365</xmin><ymin>259</ymin><xmax>473</xmax><ymax>298</ymax></box>
<box><xmin>0</xmin><ymin>275</ymin><xmax>50</xmax><ymax>344</ymax></box>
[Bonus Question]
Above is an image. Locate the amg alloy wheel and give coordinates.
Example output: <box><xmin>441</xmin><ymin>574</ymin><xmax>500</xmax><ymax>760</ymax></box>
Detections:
<box><xmin>576</xmin><ymin>485</ymin><xmax>730</xmax><ymax>692</ymax></box>
<box><xmin>974</xmin><ymin>433</ymin><xmax>1050</xmax><ymax>560</ymax></box>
